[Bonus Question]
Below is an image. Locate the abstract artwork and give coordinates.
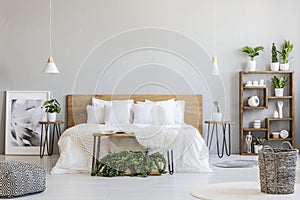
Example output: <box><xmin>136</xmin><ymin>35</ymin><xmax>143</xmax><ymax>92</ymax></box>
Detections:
<box><xmin>5</xmin><ymin>91</ymin><xmax>50</xmax><ymax>155</ymax></box>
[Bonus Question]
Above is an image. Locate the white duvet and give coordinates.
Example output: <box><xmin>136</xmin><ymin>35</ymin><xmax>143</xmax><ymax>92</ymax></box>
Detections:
<box><xmin>51</xmin><ymin>123</ymin><xmax>212</xmax><ymax>174</ymax></box>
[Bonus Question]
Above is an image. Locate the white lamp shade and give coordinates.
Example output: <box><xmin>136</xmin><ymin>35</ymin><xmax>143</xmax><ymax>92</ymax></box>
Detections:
<box><xmin>211</xmin><ymin>57</ymin><xmax>220</xmax><ymax>76</ymax></box>
<box><xmin>44</xmin><ymin>57</ymin><xmax>59</xmax><ymax>74</ymax></box>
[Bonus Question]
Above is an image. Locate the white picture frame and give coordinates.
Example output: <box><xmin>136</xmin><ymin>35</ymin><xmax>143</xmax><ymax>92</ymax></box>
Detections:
<box><xmin>5</xmin><ymin>91</ymin><xmax>50</xmax><ymax>155</ymax></box>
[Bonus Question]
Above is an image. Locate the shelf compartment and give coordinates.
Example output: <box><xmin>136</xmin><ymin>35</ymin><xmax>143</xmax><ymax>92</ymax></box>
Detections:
<box><xmin>268</xmin><ymin>96</ymin><xmax>292</xmax><ymax>99</ymax></box>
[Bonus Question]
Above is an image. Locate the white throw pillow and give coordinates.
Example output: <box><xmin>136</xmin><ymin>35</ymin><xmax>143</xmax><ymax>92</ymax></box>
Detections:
<box><xmin>132</xmin><ymin>103</ymin><xmax>153</xmax><ymax>124</ymax></box>
<box><xmin>86</xmin><ymin>105</ymin><xmax>105</xmax><ymax>124</ymax></box>
<box><xmin>174</xmin><ymin>100</ymin><xmax>185</xmax><ymax>124</ymax></box>
<box><xmin>92</xmin><ymin>98</ymin><xmax>134</xmax><ymax>124</ymax></box>
<box><xmin>145</xmin><ymin>99</ymin><xmax>185</xmax><ymax>124</ymax></box>
<box><xmin>104</xmin><ymin>101</ymin><xmax>133</xmax><ymax>125</ymax></box>
<box><xmin>145</xmin><ymin>99</ymin><xmax>175</xmax><ymax>125</ymax></box>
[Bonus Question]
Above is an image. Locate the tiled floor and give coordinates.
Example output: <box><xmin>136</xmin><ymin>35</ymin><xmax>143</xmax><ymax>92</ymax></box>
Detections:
<box><xmin>0</xmin><ymin>154</ymin><xmax>299</xmax><ymax>200</ymax></box>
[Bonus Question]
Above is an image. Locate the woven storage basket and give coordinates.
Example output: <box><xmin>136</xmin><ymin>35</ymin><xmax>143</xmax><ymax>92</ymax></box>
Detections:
<box><xmin>258</xmin><ymin>142</ymin><xmax>298</xmax><ymax>194</ymax></box>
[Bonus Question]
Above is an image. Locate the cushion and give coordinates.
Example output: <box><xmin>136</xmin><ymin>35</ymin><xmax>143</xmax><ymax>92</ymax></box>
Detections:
<box><xmin>104</xmin><ymin>101</ymin><xmax>133</xmax><ymax>125</ymax></box>
<box><xmin>145</xmin><ymin>99</ymin><xmax>176</xmax><ymax>125</ymax></box>
<box><xmin>86</xmin><ymin>105</ymin><xmax>105</xmax><ymax>124</ymax></box>
<box><xmin>0</xmin><ymin>161</ymin><xmax>46</xmax><ymax>198</ymax></box>
<box><xmin>92</xmin><ymin>98</ymin><xmax>134</xmax><ymax>124</ymax></box>
<box><xmin>132</xmin><ymin>103</ymin><xmax>153</xmax><ymax>124</ymax></box>
<box><xmin>145</xmin><ymin>99</ymin><xmax>185</xmax><ymax>124</ymax></box>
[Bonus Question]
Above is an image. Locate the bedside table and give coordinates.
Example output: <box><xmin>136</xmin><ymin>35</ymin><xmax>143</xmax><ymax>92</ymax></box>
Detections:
<box><xmin>204</xmin><ymin>121</ymin><xmax>235</xmax><ymax>158</ymax></box>
<box><xmin>39</xmin><ymin>121</ymin><xmax>64</xmax><ymax>158</ymax></box>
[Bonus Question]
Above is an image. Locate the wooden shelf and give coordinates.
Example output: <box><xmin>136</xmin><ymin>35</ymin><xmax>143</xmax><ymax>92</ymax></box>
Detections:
<box><xmin>239</xmin><ymin>71</ymin><xmax>294</xmax><ymax>155</ymax></box>
<box><xmin>243</xmin><ymin>128</ymin><xmax>268</xmax><ymax>131</ymax></box>
<box><xmin>268</xmin><ymin>138</ymin><xmax>293</xmax><ymax>141</ymax></box>
<box><xmin>241</xmin><ymin>152</ymin><xmax>257</xmax><ymax>156</ymax></box>
<box><xmin>243</xmin><ymin>86</ymin><xmax>267</xmax><ymax>89</ymax></box>
<box><xmin>268</xmin><ymin>118</ymin><xmax>293</xmax><ymax>121</ymax></box>
<box><xmin>243</xmin><ymin>106</ymin><xmax>267</xmax><ymax>109</ymax></box>
<box><xmin>242</xmin><ymin>70</ymin><xmax>294</xmax><ymax>74</ymax></box>
<box><xmin>268</xmin><ymin>96</ymin><xmax>292</xmax><ymax>99</ymax></box>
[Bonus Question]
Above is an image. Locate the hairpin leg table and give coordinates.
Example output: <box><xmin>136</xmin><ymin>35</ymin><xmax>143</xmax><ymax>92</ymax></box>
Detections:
<box><xmin>39</xmin><ymin>121</ymin><xmax>64</xmax><ymax>158</ymax></box>
<box><xmin>204</xmin><ymin>121</ymin><xmax>235</xmax><ymax>158</ymax></box>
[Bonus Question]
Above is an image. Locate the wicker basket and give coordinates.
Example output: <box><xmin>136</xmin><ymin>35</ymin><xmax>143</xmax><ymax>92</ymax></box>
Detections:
<box><xmin>258</xmin><ymin>142</ymin><xmax>298</xmax><ymax>194</ymax></box>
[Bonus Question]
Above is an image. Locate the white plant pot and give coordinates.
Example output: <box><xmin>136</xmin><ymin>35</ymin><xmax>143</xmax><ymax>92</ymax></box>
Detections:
<box><xmin>247</xmin><ymin>60</ymin><xmax>256</xmax><ymax>71</ymax></box>
<box><xmin>254</xmin><ymin>145</ymin><xmax>263</xmax><ymax>154</ymax></box>
<box><xmin>280</xmin><ymin>63</ymin><xmax>289</xmax><ymax>71</ymax></box>
<box><xmin>270</xmin><ymin>62</ymin><xmax>279</xmax><ymax>71</ymax></box>
<box><xmin>47</xmin><ymin>112</ymin><xmax>57</xmax><ymax>122</ymax></box>
<box><xmin>212</xmin><ymin>112</ymin><xmax>222</xmax><ymax>121</ymax></box>
<box><xmin>275</xmin><ymin>88</ymin><xmax>284</xmax><ymax>97</ymax></box>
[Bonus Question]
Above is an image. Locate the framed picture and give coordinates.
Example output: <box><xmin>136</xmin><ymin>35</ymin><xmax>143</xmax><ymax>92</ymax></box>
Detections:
<box><xmin>5</xmin><ymin>91</ymin><xmax>50</xmax><ymax>155</ymax></box>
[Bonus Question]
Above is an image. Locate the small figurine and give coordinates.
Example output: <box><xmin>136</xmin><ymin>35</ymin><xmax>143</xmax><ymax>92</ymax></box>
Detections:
<box><xmin>246</xmin><ymin>131</ymin><xmax>253</xmax><ymax>154</ymax></box>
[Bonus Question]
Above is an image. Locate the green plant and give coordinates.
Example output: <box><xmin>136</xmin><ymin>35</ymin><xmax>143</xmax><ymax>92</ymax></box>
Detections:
<box><xmin>91</xmin><ymin>151</ymin><xmax>167</xmax><ymax>177</ymax></box>
<box><xmin>241</xmin><ymin>45</ymin><xmax>264</xmax><ymax>61</ymax></box>
<box><xmin>271</xmin><ymin>76</ymin><xmax>286</xmax><ymax>88</ymax></box>
<box><xmin>277</xmin><ymin>40</ymin><xmax>293</xmax><ymax>64</ymax></box>
<box><xmin>252</xmin><ymin>137</ymin><xmax>265</xmax><ymax>145</ymax></box>
<box><xmin>271</xmin><ymin>43</ymin><xmax>278</xmax><ymax>63</ymax></box>
<box><xmin>42</xmin><ymin>99</ymin><xmax>61</xmax><ymax>113</ymax></box>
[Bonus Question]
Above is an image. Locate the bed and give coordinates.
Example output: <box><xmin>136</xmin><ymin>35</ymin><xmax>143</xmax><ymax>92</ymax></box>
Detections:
<box><xmin>51</xmin><ymin>94</ymin><xmax>212</xmax><ymax>174</ymax></box>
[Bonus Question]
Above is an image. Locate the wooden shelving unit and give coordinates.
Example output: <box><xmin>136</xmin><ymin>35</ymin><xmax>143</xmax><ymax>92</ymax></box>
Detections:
<box><xmin>239</xmin><ymin>71</ymin><xmax>294</xmax><ymax>155</ymax></box>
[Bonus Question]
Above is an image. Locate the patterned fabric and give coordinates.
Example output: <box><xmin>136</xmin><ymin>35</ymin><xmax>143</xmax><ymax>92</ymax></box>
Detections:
<box><xmin>0</xmin><ymin>161</ymin><xmax>46</xmax><ymax>198</ymax></box>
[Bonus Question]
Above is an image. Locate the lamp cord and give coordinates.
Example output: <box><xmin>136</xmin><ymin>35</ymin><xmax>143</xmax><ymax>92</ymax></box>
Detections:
<box><xmin>213</xmin><ymin>0</ymin><xmax>216</xmax><ymax>56</ymax></box>
<box><xmin>49</xmin><ymin>0</ymin><xmax>52</xmax><ymax>57</ymax></box>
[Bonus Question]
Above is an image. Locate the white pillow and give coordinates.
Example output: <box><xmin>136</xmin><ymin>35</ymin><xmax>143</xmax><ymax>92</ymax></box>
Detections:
<box><xmin>86</xmin><ymin>105</ymin><xmax>105</xmax><ymax>124</ymax></box>
<box><xmin>104</xmin><ymin>101</ymin><xmax>133</xmax><ymax>125</ymax></box>
<box><xmin>92</xmin><ymin>98</ymin><xmax>134</xmax><ymax>123</ymax></box>
<box><xmin>132</xmin><ymin>103</ymin><xmax>153</xmax><ymax>124</ymax></box>
<box><xmin>145</xmin><ymin>99</ymin><xmax>175</xmax><ymax>125</ymax></box>
<box><xmin>174</xmin><ymin>100</ymin><xmax>185</xmax><ymax>124</ymax></box>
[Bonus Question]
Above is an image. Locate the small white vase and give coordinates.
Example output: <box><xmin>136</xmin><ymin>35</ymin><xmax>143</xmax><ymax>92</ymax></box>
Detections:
<box><xmin>254</xmin><ymin>145</ymin><xmax>263</xmax><ymax>154</ymax></box>
<box><xmin>212</xmin><ymin>112</ymin><xmax>222</xmax><ymax>121</ymax></box>
<box><xmin>248</xmin><ymin>96</ymin><xmax>260</xmax><ymax>107</ymax></box>
<box><xmin>270</xmin><ymin>62</ymin><xmax>279</xmax><ymax>71</ymax></box>
<box><xmin>275</xmin><ymin>88</ymin><xmax>284</xmax><ymax>97</ymax></box>
<box><xmin>247</xmin><ymin>60</ymin><xmax>256</xmax><ymax>71</ymax></box>
<box><xmin>47</xmin><ymin>112</ymin><xmax>57</xmax><ymax>122</ymax></box>
<box><xmin>280</xmin><ymin>63</ymin><xmax>289</xmax><ymax>71</ymax></box>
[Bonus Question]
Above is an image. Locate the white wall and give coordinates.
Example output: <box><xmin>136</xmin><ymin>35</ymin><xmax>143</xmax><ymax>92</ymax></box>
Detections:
<box><xmin>0</xmin><ymin>0</ymin><xmax>299</xmax><ymax>154</ymax></box>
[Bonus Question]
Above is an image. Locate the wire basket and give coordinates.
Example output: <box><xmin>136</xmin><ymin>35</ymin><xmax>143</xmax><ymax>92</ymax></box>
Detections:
<box><xmin>258</xmin><ymin>142</ymin><xmax>298</xmax><ymax>194</ymax></box>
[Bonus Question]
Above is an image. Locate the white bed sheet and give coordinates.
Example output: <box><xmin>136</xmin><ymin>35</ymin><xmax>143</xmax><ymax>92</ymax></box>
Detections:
<box><xmin>51</xmin><ymin>123</ymin><xmax>212</xmax><ymax>174</ymax></box>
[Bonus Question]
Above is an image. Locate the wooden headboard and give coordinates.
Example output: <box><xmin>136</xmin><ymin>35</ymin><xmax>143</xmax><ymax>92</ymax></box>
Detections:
<box><xmin>67</xmin><ymin>94</ymin><xmax>203</xmax><ymax>133</ymax></box>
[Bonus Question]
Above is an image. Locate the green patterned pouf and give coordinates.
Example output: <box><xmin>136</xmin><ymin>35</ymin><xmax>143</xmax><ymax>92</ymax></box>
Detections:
<box><xmin>0</xmin><ymin>161</ymin><xmax>46</xmax><ymax>198</ymax></box>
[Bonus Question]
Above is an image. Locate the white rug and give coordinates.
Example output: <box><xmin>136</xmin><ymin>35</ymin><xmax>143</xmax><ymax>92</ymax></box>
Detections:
<box><xmin>191</xmin><ymin>182</ymin><xmax>300</xmax><ymax>200</ymax></box>
<box><xmin>213</xmin><ymin>159</ymin><xmax>258</xmax><ymax>168</ymax></box>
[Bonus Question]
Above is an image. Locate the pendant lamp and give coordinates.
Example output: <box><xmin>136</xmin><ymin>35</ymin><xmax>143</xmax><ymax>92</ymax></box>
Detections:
<box><xmin>43</xmin><ymin>0</ymin><xmax>59</xmax><ymax>74</ymax></box>
<box><xmin>211</xmin><ymin>57</ymin><xmax>220</xmax><ymax>76</ymax></box>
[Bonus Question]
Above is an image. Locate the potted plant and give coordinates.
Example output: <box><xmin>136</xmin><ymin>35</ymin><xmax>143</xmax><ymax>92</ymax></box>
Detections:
<box><xmin>270</xmin><ymin>43</ymin><xmax>279</xmax><ymax>71</ymax></box>
<box><xmin>277</xmin><ymin>40</ymin><xmax>293</xmax><ymax>70</ymax></box>
<box><xmin>241</xmin><ymin>45</ymin><xmax>264</xmax><ymax>71</ymax></box>
<box><xmin>42</xmin><ymin>99</ymin><xmax>61</xmax><ymax>122</ymax></box>
<box><xmin>212</xmin><ymin>100</ymin><xmax>222</xmax><ymax>121</ymax></box>
<box><xmin>252</xmin><ymin>137</ymin><xmax>265</xmax><ymax>153</ymax></box>
<box><xmin>271</xmin><ymin>76</ymin><xmax>286</xmax><ymax>96</ymax></box>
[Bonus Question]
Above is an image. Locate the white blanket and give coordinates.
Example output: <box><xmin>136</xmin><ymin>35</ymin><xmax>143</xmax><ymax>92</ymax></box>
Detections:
<box><xmin>51</xmin><ymin>123</ymin><xmax>212</xmax><ymax>174</ymax></box>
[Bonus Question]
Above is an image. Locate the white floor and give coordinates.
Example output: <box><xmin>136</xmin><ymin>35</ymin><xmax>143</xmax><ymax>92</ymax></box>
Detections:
<box><xmin>1</xmin><ymin>154</ymin><xmax>299</xmax><ymax>200</ymax></box>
